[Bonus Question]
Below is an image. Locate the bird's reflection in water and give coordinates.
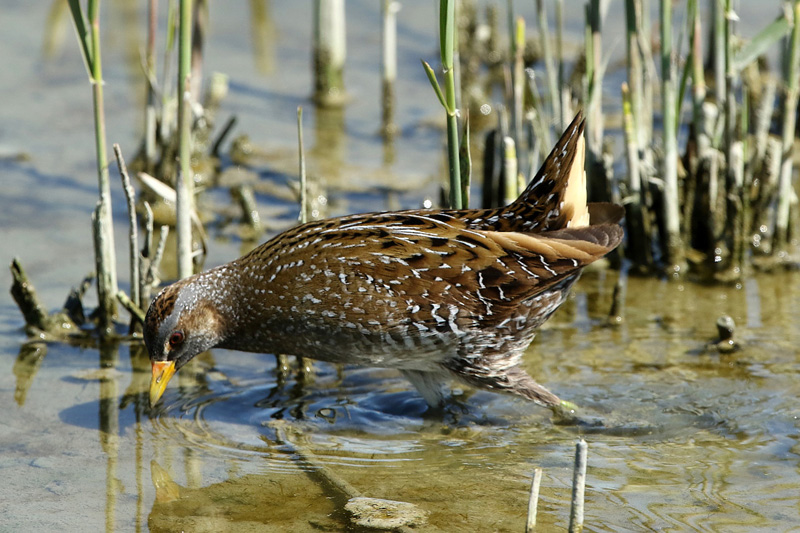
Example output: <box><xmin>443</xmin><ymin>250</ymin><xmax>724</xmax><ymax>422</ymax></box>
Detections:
<box><xmin>148</xmin><ymin>461</ymin><xmax>339</xmax><ymax>531</ymax></box>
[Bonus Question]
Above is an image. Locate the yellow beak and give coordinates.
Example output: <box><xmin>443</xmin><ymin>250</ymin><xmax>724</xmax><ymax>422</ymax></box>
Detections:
<box><xmin>150</xmin><ymin>360</ymin><xmax>177</xmax><ymax>407</ymax></box>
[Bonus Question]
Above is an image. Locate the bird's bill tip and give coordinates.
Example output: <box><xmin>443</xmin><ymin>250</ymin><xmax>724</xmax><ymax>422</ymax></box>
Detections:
<box><xmin>150</xmin><ymin>360</ymin><xmax>177</xmax><ymax>407</ymax></box>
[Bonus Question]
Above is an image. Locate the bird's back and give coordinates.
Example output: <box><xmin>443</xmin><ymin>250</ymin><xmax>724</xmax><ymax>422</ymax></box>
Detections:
<box><xmin>219</xmin><ymin>113</ymin><xmax>622</xmax><ymax>372</ymax></box>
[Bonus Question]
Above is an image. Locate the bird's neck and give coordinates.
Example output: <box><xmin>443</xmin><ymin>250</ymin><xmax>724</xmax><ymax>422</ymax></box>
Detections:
<box><xmin>196</xmin><ymin>260</ymin><xmax>277</xmax><ymax>352</ymax></box>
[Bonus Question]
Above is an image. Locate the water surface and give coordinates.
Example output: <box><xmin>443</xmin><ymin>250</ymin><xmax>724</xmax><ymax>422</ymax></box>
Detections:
<box><xmin>1</xmin><ymin>2</ymin><xmax>799</xmax><ymax>531</ymax></box>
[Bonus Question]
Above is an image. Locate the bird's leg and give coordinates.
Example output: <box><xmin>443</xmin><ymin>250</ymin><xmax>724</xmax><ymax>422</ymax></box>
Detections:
<box><xmin>400</xmin><ymin>369</ymin><xmax>448</xmax><ymax>408</ymax></box>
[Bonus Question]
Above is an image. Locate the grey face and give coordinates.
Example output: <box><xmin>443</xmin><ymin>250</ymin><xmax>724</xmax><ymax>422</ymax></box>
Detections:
<box><xmin>144</xmin><ymin>290</ymin><xmax>189</xmax><ymax>370</ymax></box>
<box><xmin>144</xmin><ymin>283</ymin><xmax>223</xmax><ymax>372</ymax></box>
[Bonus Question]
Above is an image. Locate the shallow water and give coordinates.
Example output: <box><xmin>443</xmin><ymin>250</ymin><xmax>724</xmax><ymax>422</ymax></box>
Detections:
<box><xmin>2</xmin><ymin>2</ymin><xmax>800</xmax><ymax>532</ymax></box>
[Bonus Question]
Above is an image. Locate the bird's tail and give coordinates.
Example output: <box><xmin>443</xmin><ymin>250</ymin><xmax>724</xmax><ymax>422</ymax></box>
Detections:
<box><xmin>504</xmin><ymin>111</ymin><xmax>597</xmax><ymax>233</ymax></box>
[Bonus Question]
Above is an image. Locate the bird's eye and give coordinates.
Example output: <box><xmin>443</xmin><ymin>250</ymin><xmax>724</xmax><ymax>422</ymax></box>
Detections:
<box><xmin>168</xmin><ymin>331</ymin><xmax>185</xmax><ymax>348</ymax></box>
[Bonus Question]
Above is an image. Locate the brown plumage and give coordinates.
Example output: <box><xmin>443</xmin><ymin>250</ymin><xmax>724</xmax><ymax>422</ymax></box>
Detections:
<box><xmin>144</xmin><ymin>113</ymin><xmax>624</xmax><ymax>410</ymax></box>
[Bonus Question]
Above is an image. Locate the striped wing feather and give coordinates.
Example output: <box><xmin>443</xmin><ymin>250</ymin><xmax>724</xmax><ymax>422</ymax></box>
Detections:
<box><xmin>308</xmin><ymin>212</ymin><xmax>623</xmax><ymax>331</ymax></box>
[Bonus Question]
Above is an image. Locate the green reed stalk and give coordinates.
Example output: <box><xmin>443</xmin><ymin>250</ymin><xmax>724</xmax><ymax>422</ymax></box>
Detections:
<box><xmin>442</xmin><ymin>0</ymin><xmax>462</xmax><ymax>209</ymax></box>
<box><xmin>460</xmin><ymin>113</ymin><xmax>472</xmax><ymax>207</ymax></box>
<box><xmin>176</xmin><ymin>0</ymin><xmax>194</xmax><ymax>279</ymax></box>
<box><xmin>452</xmin><ymin>0</ymin><xmax>462</xmax><ymax>116</ymax></box>
<box><xmin>423</xmin><ymin>0</ymin><xmax>462</xmax><ymax>208</ymax></box>
<box><xmin>555</xmin><ymin>0</ymin><xmax>566</xmax><ymax>128</ymax></box>
<box><xmin>776</xmin><ymin>0</ymin><xmax>800</xmax><ymax>252</ymax></box>
<box><xmin>624</xmin><ymin>0</ymin><xmax>644</xmax><ymax>157</ymax></box>
<box><xmin>511</xmin><ymin>15</ymin><xmax>525</xmax><ymax>156</ymax></box>
<box><xmin>144</xmin><ymin>0</ymin><xmax>158</xmax><ymax>168</ymax></box>
<box><xmin>660</xmin><ymin>0</ymin><xmax>685</xmax><ymax>275</ymax></box>
<box><xmin>526</xmin><ymin>68</ymin><xmax>552</xmax><ymax>153</ymax></box>
<box><xmin>67</xmin><ymin>0</ymin><xmax>119</xmax><ymax>332</ymax></box>
<box><xmin>712</xmin><ymin>0</ymin><xmax>726</xmax><ymax>112</ymax></box>
<box><xmin>536</xmin><ymin>0</ymin><xmax>559</xmax><ymax>126</ymax></box>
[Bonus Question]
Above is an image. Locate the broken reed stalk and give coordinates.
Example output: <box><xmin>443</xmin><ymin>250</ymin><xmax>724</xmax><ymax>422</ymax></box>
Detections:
<box><xmin>567</xmin><ymin>439</ymin><xmax>588</xmax><ymax>533</ymax></box>
<box><xmin>381</xmin><ymin>0</ymin><xmax>399</xmax><ymax>137</ymax></box>
<box><xmin>117</xmin><ymin>291</ymin><xmax>146</xmax><ymax>324</ymax></box>
<box><xmin>660</xmin><ymin>0</ymin><xmax>685</xmax><ymax>275</ymax></box>
<box><xmin>525</xmin><ymin>467</ymin><xmax>543</xmax><ymax>532</ymax></box>
<box><xmin>140</xmin><ymin>202</ymin><xmax>155</xmax><ymax>308</ymax></box>
<box><xmin>233</xmin><ymin>185</ymin><xmax>262</xmax><ymax>236</ymax></box>
<box><xmin>211</xmin><ymin>116</ymin><xmax>237</xmax><ymax>157</ymax></box>
<box><xmin>145</xmin><ymin>224</ymin><xmax>170</xmax><ymax>305</ymax></box>
<box><xmin>313</xmin><ymin>0</ymin><xmax>347</xmax><ymax>107</ymax></box>
<box><xmin>113</xmin><ymin>145</ymin><xmax>140</xmax><ymax>322</ymax></box>
<box><xmin>776</xmin><ymin>0</ymin><xmax>800</xmax><ymax>253</ymax></box>
<box><xmin>10</xmin><ymin>259</ymin><xmax>52</xmax><ymax>332</ymax></box>
<box><xmin>67</xmin><ymin>0</ymin><xmax>119</xmax><ymax>332</ymax></box>
<box><xmin>176</xmin><ymin>0</ymin><xmax>194</xmax><ymax>279</ymax></box>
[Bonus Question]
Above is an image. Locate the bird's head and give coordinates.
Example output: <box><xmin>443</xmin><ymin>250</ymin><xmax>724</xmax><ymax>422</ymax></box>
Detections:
<box><xmin>144</xmin><ymin>278</ymin><xmax>228</xmax><ymax>406</ymax></box>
